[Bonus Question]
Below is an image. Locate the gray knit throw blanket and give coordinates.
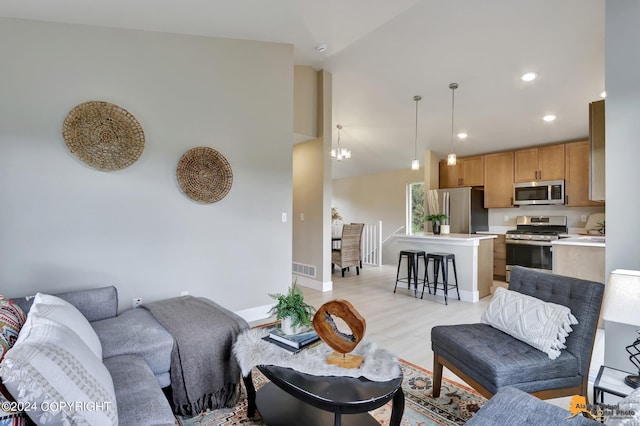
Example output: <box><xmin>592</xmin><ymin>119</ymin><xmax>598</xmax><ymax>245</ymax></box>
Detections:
<box><xmin>144</xmin><ymin>296</ymin><xmax>249</xmax><ymax>417</ymax></box>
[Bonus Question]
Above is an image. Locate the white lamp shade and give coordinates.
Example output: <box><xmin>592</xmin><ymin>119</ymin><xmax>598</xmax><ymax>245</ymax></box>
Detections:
<box><xmin>601</xmin><ymin>269</ymin><xmax>640</xmax><ymax>326</ymax></box>
<box><xmin>411</xmin><ymin>159</ymin><xmax>420</xmax><ymax>170</ymax></box>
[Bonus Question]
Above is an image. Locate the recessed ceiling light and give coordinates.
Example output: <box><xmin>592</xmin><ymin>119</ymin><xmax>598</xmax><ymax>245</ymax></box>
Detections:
<box><xmin>315</xmin><ymin>44</ymin><xmax>327</xmax><ymax>53</ymax></box>
<box><xmin>521</xmin><ymin>72</ymin><xmax>538</xmax><ymax>82</ymax></box>
<box><xmin>543</xmin><ymin>114</ymin><xmax>556</xmax><ymax>122</ymax></box>
<box><xmin>457</xmin><ymin>132</ymin><xmax>468</xmax><ymax>139</ymax></box>
<box><xmin>600</xmin><ymin>90</ymin><xmax>607</xmax><ymax>98</ymax></box>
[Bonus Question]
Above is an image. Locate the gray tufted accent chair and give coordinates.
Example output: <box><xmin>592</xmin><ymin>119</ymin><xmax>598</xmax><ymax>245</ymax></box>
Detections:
<box><xmin>431</xmin><ymin>266</ymin><xmax>604</xmax><ymax>401</ymax></box>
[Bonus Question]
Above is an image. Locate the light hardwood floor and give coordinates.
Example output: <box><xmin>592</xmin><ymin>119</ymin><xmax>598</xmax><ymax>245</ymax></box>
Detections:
<box><xmin>295</xmin><ymin>264</ymin><xmax>604</xmax><ymax>408</ymax></box>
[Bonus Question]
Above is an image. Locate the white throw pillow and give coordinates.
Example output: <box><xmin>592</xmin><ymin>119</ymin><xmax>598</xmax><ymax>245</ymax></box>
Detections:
<box><xmin>0</xmin><ymin>314</ymin><xmax>118</xmax><ymax>425</ymax></box>
<box><xmin>480</xmin><ymin>287</ymin><xmax>578</xmax><ymax>360</ymax></box>
<box><xmin>30</xmin><ymin>293</ymin><xmax>102</xmax><ymax>359</ymax></box>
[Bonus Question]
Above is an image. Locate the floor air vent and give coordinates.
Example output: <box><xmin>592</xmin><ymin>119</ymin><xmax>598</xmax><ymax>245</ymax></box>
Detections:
<box><xmin>292</xmin><ymin>262</ymin><xmax>316</xmax><ymax>279</ymax></box>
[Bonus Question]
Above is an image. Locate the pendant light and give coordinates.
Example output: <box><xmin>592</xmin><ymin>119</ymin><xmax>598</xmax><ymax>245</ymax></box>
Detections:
<box><xmin>331</xmin><ymin>124</ymin><xmax>351</xmax><ymax>161</ymax></box>
<box><xmin>447</xmin><ymin>83</ymin><xmax>458</xmax><ymax>166</ymax></box>
<box><xmin>411</xmin><ymin>95</ymin><xmax>422</xmax><ymax>170</ymax></box>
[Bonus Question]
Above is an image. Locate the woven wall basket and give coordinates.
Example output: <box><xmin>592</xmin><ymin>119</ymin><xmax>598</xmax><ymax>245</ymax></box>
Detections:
<box><xmin>62</xmin><ymin>101</ymin><xmax>145</xmax><ymax>171</ymax></box>
<box><xmin>177</xmin><ymin>147</ymin><xmax>233</xmax><ymax>203</ymax></box>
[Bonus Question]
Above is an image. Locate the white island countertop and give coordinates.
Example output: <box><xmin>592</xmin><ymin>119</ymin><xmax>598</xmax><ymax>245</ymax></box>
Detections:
<box><xmin>396</xmin><ymin>232</ymin><xmax>496</xmax><ymax>246</ymax></box>
<box><xmin>552</xmin><ymin>236</ymin><xmax>605</xmax><ymax>248</ymax></box>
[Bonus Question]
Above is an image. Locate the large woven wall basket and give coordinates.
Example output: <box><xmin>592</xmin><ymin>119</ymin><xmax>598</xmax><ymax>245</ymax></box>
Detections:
<box><xmin>177</xmin><ymin>147</ymin><xmax>233</xmax><ymax>203</ymax></box>
<box><xmin>62</xmin><ymin>101</ymin><xmax>145</xmax><ymax>171</ymax></box>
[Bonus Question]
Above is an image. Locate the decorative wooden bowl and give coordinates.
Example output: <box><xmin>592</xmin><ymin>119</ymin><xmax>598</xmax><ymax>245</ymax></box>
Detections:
<box><xmin>312</xmin><ymin>299</ymin><xmax>366</xmax><ymax>368</ymax></box>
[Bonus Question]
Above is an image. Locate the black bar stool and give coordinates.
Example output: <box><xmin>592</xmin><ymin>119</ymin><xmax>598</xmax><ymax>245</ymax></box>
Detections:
<box><xmin>422</xmin><ymin>252</ymin><xmax>459</xmax><ymax>305</ymax></box>
<box><xmin>394</xmin><ymin>250</ymin><xmax>428</xmax><ymax>297</ymax></box>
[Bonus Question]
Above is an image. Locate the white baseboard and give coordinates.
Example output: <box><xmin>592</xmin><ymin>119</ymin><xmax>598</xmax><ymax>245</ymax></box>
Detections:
<box><xmin>293</xmin><ymin>274</ymin><xmax>333</xmax><ymax>292</ymax></box>
<box><xmin>234</xmin><ymin>303</ymin><xmax>273</xmax><ymax>323</ymax></box>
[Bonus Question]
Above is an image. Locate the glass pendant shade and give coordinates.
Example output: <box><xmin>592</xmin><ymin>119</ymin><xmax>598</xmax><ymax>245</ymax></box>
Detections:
<box><xmin>448</xmin><ymin>83</ymin><xmax>458</xmax><ymax>167</ymax></box>
<box><xmin>411</xmin><ymin>95</ymin><xmax>422</xmax><ymax>170</ymax></box>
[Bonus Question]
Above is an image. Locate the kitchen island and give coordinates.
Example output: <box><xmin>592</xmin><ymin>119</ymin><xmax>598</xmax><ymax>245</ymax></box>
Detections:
<box><xmin>389</xmin><ymin>233</ymin><xmax>495</xmax><ymax>303</ymax></box>
<box><xmin>552</xmin><ymin>236</ymin><xmax>605</xmax><ymax>283</ymax></box>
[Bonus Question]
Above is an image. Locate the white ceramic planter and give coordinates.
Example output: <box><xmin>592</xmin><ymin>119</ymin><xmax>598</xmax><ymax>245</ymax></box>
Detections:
<box><xmin>440</xmin><ymin>225</ymin><xmax>450</xmax><ymax>235</ymax></box>
<box><xmin>281</xmin><ymin>317</ymin><xmax>303</xmax><ymax>335</ymax></box>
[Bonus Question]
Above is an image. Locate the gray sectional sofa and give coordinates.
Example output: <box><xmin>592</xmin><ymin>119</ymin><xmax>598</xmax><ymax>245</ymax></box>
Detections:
<box><xmin>11</xmin><ymin>286</ymin><xmax>178</xmax><ymax>426</ymax></box>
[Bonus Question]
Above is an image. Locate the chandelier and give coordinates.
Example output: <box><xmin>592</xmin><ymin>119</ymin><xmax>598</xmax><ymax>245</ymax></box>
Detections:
<box><xmin>331</xmin><ymin>124</ymin><xmax>351</xmax><ymax>161</ymax></box>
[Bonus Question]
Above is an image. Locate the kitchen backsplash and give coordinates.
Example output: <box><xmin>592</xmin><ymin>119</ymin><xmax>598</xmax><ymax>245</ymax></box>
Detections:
<box><xmin>488</xmin><ymin>205</ymin><xmax>605</xmax><ymax>230</ymax></box>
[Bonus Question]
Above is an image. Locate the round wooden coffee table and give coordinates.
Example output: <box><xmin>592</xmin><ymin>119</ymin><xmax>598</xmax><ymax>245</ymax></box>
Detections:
<box><xmin>254</xmin><ymin>364</ymin><xmax>404</xmax><ymax>426</ymax></box>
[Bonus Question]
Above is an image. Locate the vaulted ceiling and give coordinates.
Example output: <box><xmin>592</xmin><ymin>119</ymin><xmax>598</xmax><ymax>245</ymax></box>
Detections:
<box><xmin>0</xmin><ymin>0</ymin><xmax>605</xmax><ymax>179</ymax></box>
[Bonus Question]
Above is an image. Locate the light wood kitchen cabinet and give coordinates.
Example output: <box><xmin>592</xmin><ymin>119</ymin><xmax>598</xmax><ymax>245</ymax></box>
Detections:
<box><xmin>589</xmin><ymin>100</ymin><xmax>605</xmax><ymax>201</ymax></box>
<box><xmin>483</xmin><ymin>152</ymin><xmax>514</xmax><ymax>208</ymax></box>
<box><xmin>565</xmin><ymin>140</ymin><xmax>603</xmax><ymax>206</ymax></box>
<box><xmin>514</xmin><ymin>144</ymin><xmax>565</xmax><ymax>182</ymax></box>
<box><xmin>439</xmin><ymin>160</ymin><xmax>462</xmax><ymax>188</ymax></box>
<box><xmin>439</xmin><ymin>156</ymin><xmax>484</xmax><ymax>188</ymax></box>
<box><xmin>493</xmin><ymin>234</ymin><xmax>506</xmax><ymax>280</ymax></box>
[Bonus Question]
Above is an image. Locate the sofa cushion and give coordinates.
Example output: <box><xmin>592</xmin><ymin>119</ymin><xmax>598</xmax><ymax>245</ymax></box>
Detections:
<box><xmin>466</xmin><ymin>386</ymin><xmax>599</xmax><ymax>425</ymax></box>
<box><xmin>104</xmin><ymin>354</ymin><xmax>175</xmax><ymax>426</ymax></box>
<box><xmin>30</xmin><ymin>293</ymin><xmax>103</xmax><ymax>359</ymax></box>
<box><xmin>0</xmin><ymin>314</ymin><xmax>117</xmax><ymax>425</ymax></box>
<box><xmin>481</xmin><ymin>287</ymin><xmax>578</xmax><ymax>359</ymax></box>
<box><xmin>0</xmin><ymin>295</ymin><xmax>26</xmax><ymax>360</ymax></box>
<box><xmin>12</xmin><ymin>286</ymin><xmax>118</xmax><ymax>323</ymax></box>
<box><xmin>92</xmin><ymin>308</ymin><xmax>173</xmax><ymax>387</ymax></box>
<box><xmin>432</xmin><ymin>323</ymin><xmax>581</xmax><ymax>394</ymax></box>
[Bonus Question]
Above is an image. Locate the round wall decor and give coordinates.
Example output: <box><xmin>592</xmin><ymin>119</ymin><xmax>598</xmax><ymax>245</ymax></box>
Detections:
<box><xmin>62</xmin><ymin>101</ymin><xmax>145</xmax><ymax>171</ymax></box>
<box><xmin>177</xmin><ymin>147</ymin><xmax>233</xmax><ymax>203</ymax></box>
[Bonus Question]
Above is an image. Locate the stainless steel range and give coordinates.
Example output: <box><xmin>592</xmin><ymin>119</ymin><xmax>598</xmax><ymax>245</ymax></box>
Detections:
<box><xmin>505</xmin><ymin>216</ymin><xmax>568</xmax><ymax>282</ymax></box>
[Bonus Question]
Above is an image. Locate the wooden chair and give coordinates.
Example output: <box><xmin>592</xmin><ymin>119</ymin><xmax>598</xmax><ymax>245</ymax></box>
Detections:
<box><xmin>332</xmin><ymin>224</ymin><xmax>363</xmax><ymax>277</ymax></box>
<box><xmin>431</xmin><ymin>266</ymin><xmax>604</xmax><ymax>402</ymax></box>
<box><xmin>350</xmin><ymin>222</ymin><xmax>365</xmax><ymax>268</ymax></box>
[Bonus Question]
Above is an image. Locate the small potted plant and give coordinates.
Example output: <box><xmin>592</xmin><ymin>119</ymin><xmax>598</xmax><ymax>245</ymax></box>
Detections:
<box><xmin>268</xmin><ymin>282</ymin><xmax>316</xmax><ymax>335</ymax></box>
<box><xmin>425</xmin><ymin>214</ymin><xmax>448</xmax><ymax>235</ymax></box>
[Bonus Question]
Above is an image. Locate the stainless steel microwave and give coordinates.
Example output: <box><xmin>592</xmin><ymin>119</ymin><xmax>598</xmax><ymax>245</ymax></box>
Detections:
<box><xmin>513</xmin><ymin>180</ymin><xmax>565</xmax><ymax>205</ymax></box>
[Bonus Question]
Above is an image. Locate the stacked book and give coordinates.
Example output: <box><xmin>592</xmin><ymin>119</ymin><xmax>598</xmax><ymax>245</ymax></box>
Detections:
<box><xmin>263</xmin><ymin>326</ymin><xmax>320</xmax><ymax>353</ymax></box>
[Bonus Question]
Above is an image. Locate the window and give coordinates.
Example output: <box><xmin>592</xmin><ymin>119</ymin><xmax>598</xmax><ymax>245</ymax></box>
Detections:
<box><xmin>408</xmin><ymin>182</ymin><xmax>424</xmax><ymax>234</ymax></box>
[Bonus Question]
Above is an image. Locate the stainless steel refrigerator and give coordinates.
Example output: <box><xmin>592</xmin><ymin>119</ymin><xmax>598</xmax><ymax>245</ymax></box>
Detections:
<box><xmin>426</xmin><ymin>187</ymin><xmax>488</xmax><ymax>234</ymax></box>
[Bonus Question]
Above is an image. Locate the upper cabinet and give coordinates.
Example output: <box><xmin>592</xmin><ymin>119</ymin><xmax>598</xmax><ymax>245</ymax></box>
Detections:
<box><xmin>484</xmin><ymin>152</ymin><xmax>514</xmax><ymax>208</ymax></box>
<box><xmin>514</xmin><ymin>144</ymin><xmax>565</xmax><ymax>182</ymax></box>
<box><xmin>589</xmin><ymin>100</ymin><xmax>605</xmax><ymax>201</ymax></box>
<box><xmin>439</xmin><ymin>156</ymin><xmax>484</xmax><ymax>188</ymax></box>
<box><xmin>565</xmin><ymin>140</ymin><xmax>602</xmax><ymax>207</ymax></box>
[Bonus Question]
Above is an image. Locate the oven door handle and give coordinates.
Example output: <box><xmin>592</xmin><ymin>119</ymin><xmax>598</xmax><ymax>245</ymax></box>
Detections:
<box><xmin>505</xmin><ymin>240</ymin><xmax>553</xmax><ymax>247</ymax></box>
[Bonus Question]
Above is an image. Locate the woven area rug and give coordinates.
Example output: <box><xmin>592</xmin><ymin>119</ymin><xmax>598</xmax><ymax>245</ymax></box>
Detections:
<box><xmin>178</xmin><ymin>358</ymin><xmax>486</xmax><ymax>425</ymax></box>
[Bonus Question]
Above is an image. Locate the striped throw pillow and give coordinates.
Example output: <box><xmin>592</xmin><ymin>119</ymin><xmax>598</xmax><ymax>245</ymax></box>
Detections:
<box><xmin>0</xmin><ymin>296</ymin><xmax>26</xmax><ymax>360</ymax></box>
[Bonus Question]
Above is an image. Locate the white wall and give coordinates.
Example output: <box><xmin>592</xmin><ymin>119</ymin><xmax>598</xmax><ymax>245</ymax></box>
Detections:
<box><xmin>293</xmin><ymin>139</ymin><xmax>327</xmax><ymax>287</ymax></box>
<box><xmin>603</xmin><ymin>0</ymin><xmax>640</xmax><ymax>371</ymax></box>
<box><xmin>0</xmin><ymin>18</ymin><xmax>293</xmax><ymax>317</ymax></box>
<box><xmin>332</xmin><ymin>167</ymin><xmax>424</xmax><ymax>264</ymax></box>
